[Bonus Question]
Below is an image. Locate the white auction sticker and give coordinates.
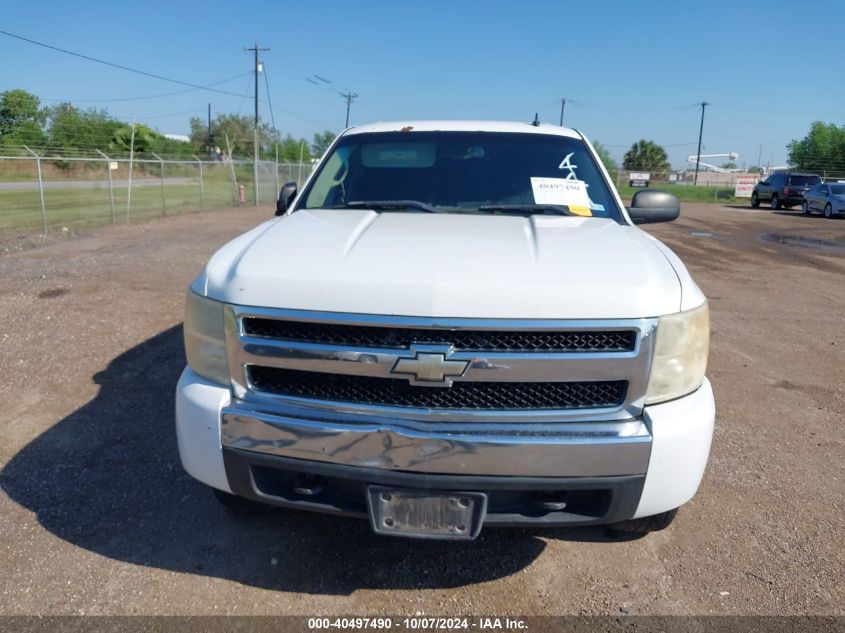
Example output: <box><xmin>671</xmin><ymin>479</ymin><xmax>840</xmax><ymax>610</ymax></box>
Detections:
<box><xmin>530</xmin><ymin>177</ymin><xmax>592</xmax><ymax>216</ymax></box>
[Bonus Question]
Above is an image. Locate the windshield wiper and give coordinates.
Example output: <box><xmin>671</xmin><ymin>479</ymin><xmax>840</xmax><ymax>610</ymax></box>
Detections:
<box><xmin>476</xmin><ymin>204</ymin><xmax>576</xmax><ymax>216</ymax></box>
<box><xmin>330</xmin><ymin>200</ymin><xmax>443</xmax><ymax>213</ymax></box>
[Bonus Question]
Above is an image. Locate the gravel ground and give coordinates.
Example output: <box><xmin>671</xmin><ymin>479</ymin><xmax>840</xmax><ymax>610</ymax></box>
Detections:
<box><xmin>0</xmin><ymin>203</ymin><xmax>842</xmax><ymax>616</ymax></box>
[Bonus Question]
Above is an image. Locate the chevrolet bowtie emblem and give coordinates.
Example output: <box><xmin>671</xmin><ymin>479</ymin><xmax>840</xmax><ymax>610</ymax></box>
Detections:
<box><xmin>391</xmin><ymin>351</ymin><xmax>468</xmax><ymax>386</ymax></box>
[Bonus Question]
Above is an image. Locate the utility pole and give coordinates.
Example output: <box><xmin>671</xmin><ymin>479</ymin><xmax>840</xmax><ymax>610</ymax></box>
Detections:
<box><xmin>244</xmin><ymin>42</ymin><xmax>270</xmax><ymax>206</ymax></box>
<box><xmin>340</xmin><ymin>89</ymin><xmax>358</xmax><ymax>128</ymax></box>
<box><xmin>756</xmin><ymin>144</ymin><xmax>763</xmax><ymax>173</ymax></box>
<box><xmin>206</xmin><ymin>103</ymin><xmax>213</xmax><ymax>156</ymax></box>
<box><xmin>693</xmin><ymin>101</ymin><xmax>709</xmax><ymax>186</ymax></box>
<box><xmin>559</xmin><ymin>98</ymin><xmax>566</xmax><ymax>126</ymax></box>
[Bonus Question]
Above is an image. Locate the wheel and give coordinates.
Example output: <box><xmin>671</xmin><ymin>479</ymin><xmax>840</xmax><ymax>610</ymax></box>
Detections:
<box><xmin>213</xmin><ymin>488</ymin><xmax>274</xmax><ymax>515</ymax></box>
<box><xmin>750</xmin><ymin>192</ymin><xmax>760</xmax><ymax>208</ymax></box>
<box><xmin>825</xmin><ymin>203</ymin><xmax>833</xmax><ymax>219</ymax></box>
<box><xmin>802</xmin><ymin>200</ymin><xmax>811</xmax><ymax>215</ymax></box>
<box><xmin>606</xmin><ymin>509</ymin><xmax>678</xmax><ymax>536</ymax></box>
<box><xmin>770</xmin><ymin>194</ymin><xmax>780</xmax><ymax>210</ymax></box>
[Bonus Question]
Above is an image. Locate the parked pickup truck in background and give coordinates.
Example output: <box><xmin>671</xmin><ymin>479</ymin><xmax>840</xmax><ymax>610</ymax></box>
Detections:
<box><xmin>176</xmin><ymin>121</ymin><xmax>714</xmax><ymax>540</ymax></box>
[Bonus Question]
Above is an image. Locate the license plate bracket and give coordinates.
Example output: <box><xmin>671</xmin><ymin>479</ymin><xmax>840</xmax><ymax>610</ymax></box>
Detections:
<box><xmin>366</xmin><ymin>486</ymin><xmax>487</xmax><ymax>540</ymax></box>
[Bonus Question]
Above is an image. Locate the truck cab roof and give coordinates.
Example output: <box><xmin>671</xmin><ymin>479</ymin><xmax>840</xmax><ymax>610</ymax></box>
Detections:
<box><xmin>344</xmin><ymin>120</ymin><xmax>583</xmax><ymax>139</ymax></box>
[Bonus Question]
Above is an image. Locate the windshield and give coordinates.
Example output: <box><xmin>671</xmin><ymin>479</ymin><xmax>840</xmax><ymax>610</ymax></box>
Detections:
<box><xmin>297</xmin><ymin>131</ymin><xmax>623</xmax><ymax>222</ymax></box>
<box><xmin>789</xmin><ymin>175</ymin><xmax>821</xmax><ymax>186</ymax></box>
<box><xmin>828</xmin><ymin>184</ymin><xmax>845</xmax><ymax>195</ymax></box>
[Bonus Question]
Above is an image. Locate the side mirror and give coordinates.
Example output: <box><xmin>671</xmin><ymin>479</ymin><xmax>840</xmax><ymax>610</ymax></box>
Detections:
<box><xmin>627</xmin><ymin>189</ymin><xmax>680</xmax><ymax>224</ymax></box>
<box><xmin>276</xmin><ymin>181</ymin><xmax>298</xmax><ymax>216</ymax></box>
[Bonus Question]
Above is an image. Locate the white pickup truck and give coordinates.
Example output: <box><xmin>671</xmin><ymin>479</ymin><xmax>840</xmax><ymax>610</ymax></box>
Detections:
<box><xmin>176</xmin><ymin>121</ymin><xmax>714</xmax><ymax>540</ymax></box>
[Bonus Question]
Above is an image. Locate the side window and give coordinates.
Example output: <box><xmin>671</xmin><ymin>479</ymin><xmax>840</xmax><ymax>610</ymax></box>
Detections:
<box><xmin>304</xmin><ymin>148</ymin><xmax>349</xmax><ymax>208</ymax></box>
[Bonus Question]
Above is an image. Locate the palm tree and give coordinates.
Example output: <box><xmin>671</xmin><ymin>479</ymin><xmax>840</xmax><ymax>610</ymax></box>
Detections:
<box><xmin>623</xmin><ymin>140</ymin><xmax>671</xmax><ymax>174</ymax></box>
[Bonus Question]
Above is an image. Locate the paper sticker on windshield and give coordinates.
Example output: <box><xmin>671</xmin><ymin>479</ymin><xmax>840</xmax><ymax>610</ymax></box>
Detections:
<box><xmin>531</xmin><ymin>177</ymin><xmax>592</xmax><ymax>216</ymax></box>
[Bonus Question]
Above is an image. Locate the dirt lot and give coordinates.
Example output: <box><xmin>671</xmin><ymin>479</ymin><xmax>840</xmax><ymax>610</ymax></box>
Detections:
<box><xmin>0</xmin><ymin>203</ymin><xmax>842</xmax><ymax>616</ymax></box>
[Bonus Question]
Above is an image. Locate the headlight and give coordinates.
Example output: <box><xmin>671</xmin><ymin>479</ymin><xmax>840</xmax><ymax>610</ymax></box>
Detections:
<box><xmin>184</xmin><ymin>290</ymin><xmax>229</xmax><ymax>385</ymax></box>
<box><xmin>645</xmin><ymin>302</ymin><xmax>709</xmax><ymax>405</ymax></box>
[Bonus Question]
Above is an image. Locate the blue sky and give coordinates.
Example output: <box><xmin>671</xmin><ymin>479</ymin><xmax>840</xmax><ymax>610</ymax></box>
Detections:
<box><xmin>2</xmin><ymin>0</ymin><xmax>842</xmax><ymax>168</ymax></box>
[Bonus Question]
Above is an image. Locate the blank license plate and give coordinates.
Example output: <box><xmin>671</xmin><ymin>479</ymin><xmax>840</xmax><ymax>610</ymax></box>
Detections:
<box><xmin>367</xmin><ymin>487</ymin><xmax>487</xmax><ymax>540</ymax></box>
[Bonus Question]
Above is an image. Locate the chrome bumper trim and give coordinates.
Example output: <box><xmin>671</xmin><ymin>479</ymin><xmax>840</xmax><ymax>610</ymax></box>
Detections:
<box><xmin>220</xmin><ymin>402</ymin><xmax>652</xmax><ymax>477</ymax></box>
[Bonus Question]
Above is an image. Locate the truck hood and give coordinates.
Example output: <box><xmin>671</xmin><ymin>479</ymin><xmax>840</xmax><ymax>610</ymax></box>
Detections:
<box><xmin>201</xmin><ymin>209</ymin><xmax>683</xmax><ymax>319</ymax></box>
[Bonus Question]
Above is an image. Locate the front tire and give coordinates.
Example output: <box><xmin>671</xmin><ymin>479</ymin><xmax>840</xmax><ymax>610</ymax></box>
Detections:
<box><xmin>771</xmin><ymin>194</ymin><xmax>781</xmax><ymax>210</ymax></box>
<box><xmin>802</xmin><ymin>200</ymin><xmax>811</xmax><ymax>215</ymax></box>
<box><xmin>606</xmin><ymin>509</ymin><xmax>678</xmax><ymax>536</ymax></box>
<box><xmin>751</xmin><ymin>192</ymin><xmax>760</xmax><ymax>208</ymax></box>
<box><xmin>825</xmin><ymin>203</ymin><xmax>833</xmax><ymax>219</ymax></box>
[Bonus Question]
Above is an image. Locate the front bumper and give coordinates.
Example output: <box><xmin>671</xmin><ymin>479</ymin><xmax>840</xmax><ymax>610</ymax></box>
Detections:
<box><xmin>176</xmin><ymin>368</ymin><xmax>714</xmax><ymax>525</ymax></box>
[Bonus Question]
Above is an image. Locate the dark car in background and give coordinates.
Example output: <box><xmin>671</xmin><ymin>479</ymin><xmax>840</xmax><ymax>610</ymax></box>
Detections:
<box><xmin>751</xmin><ymin>172</ymin><xmax>821</xmax><ymax>210</ymax></box>
<box><xmin>802</xmin><ymin>182</ymin><xmax>845</xmax><ymax>218</ymax></box>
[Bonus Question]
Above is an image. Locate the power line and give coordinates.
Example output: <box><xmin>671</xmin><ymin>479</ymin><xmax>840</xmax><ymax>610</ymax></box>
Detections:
<box><xmin>265</xmin><ymin>103</ymin><xmax>334</xmax><ymax>130</ymax></box>
<box><xmin>559</xmin><ymin>98</ymin><xmax>701</xmax><ymax>113</ymax></box>
<box><xmin>6</xmin><ymin>28</ymin><xmax>329</xmax><ymax>129</ymax></box>
<box><xmin>262</xmin><ymin>63</ymin><xmax>277</xmax><ymax>132</ymax></box>
<box><xmin>302</xmin><ymin>73</ymin><xmax>357</xmax><ymax>128</ymax></box>
<box><xmin>40</xmin><ymin>72</ymin><xmax>251</xmax><ymax>104</ymax></box>
<box><xmin>601</xmin><ymin>141</ymin><xmax>698</xmax><ymax>148</ymax></box>
<box><xmin>0</xmin><ymin>30</ymin><xmax>247</xmax><ymax>98</ymax></box>
<box><xmin>120</xmin><ymin>107</ymin><xmax>206</xmax><ymax>121</ymax></box>
<box><xmin>235</xmin><ymin>73</ymin><xmax>254</xmax><ymax>116</ymax></box>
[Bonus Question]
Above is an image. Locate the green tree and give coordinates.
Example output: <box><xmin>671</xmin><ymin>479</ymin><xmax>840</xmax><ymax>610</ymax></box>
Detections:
<box><xmin>271</xmin><ymin>134</ymin><xmax>310</xmax><ymax>162</ymax></box>
<box><xmin>189</xmin><ymin>113</ymin><xmax>277</xmax><ymax>158</ymax></box>
<box><xmin>0</xmin><ymin>89</ymin><xmax>47</xmax><ymax>149</ymax></box>
<box><xmin>109</xmin><ymin>123</ymin><xmax>161</xmax><ymax>155</ymax></box>
<box><xmin>311</xmin><ymin>130</ymin><xmax>336</xmax><ymax>157</ymax></box>
<box><xmin>787</xmin><ymin>121</ymin><xmax>845</xmax><ymax>175</ymax></box>
<box><xmin>46</xmin><ymin>103</ymin><xmax>124</xmax><ymax>155</ymax></box>
<box><xmin>189</xmin><ymin>116</ymin><xmax>213</xmax><ymax>152</ymax></box>
<box><xmin>720</xmin><ymin>162</ymin><xmax>737</xmax><ymax>170</ymax></box>
<box><xmin>592</xmin><ymin>141</ymin><xmax>618</xmax><ymax>182</ymax></box>
<box><xmin>623</xmin><ymin>139</ymin><xmax>671</xmax><ymax>174</ymax></box>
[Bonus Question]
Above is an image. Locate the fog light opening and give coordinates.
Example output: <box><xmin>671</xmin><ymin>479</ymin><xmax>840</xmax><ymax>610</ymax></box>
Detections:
<box><xmin>534</xmin><ymin>491</ymin><xmax>568</xmax><ymax>512</ymax></box>
<box><xmin>292</xmin><ymin>474</ymin><xmax>325</xmax><ymax>497</ymax></box>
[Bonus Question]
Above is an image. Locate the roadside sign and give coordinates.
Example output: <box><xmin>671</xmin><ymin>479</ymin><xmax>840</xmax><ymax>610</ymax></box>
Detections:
<box><xmin>734</xmin><ymin>175</ymin><xmax>757</xmax><ymax>198</ymax></box>
<box><xmin>109</xmin><ymin>161</ymin><xmax>119</xmax><ymax>171</ymax></box>
<box><xmin>629</xmin><ymin>172</ymin><xmax>650</xmax><ymax>187</ymax></box>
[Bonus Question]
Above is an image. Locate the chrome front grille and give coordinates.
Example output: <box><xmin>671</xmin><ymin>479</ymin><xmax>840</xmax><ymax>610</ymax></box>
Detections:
<box><xmin>248</xmin><ymin>366</ymin><xmax>628</xmax><ymax>410</ymax></box>
<box><xmin>242</xmin><ymin>317</ymin><xmax>637</xmax><ymax>353</ymax></box>
<box><xmin>224</xmin><ymin>307</ymin><xmax>656</xmax><ymax>423</ymax></box>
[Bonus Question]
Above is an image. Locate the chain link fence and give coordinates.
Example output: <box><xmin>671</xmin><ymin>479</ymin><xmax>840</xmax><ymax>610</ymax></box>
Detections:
<box><xmin>614</xmin><ymin>166</ymin><xmax>845</xmax><ymax>191</ymax></box>
<box><xmin>0</xmin><ymin>151</ymin><xmax>314</xmax><ymax>236</ymax></box>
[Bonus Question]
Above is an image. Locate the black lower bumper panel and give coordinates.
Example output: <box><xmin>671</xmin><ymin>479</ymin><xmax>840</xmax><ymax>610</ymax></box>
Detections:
<box><xmin>222</xmin><ymin>447</ymin><xmax>645</xmax><ymax>528</ymax></box>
